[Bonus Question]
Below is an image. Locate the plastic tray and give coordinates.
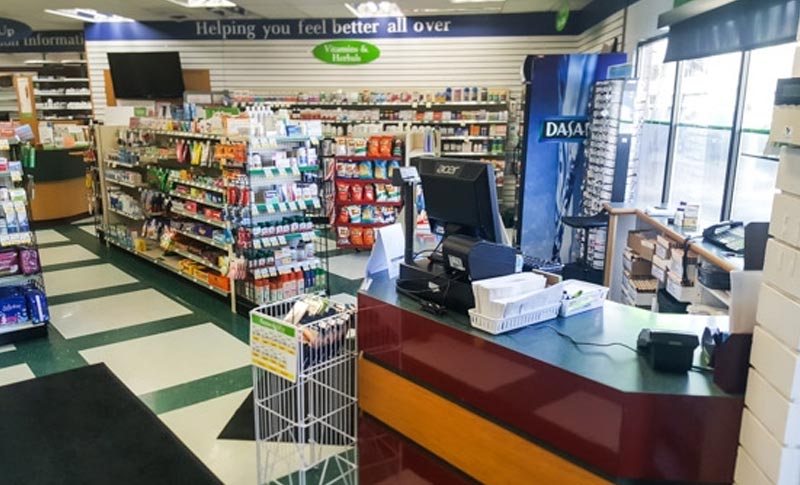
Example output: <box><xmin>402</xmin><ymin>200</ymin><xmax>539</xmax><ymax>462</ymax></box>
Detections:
<box><xmin>468</xmin><ymin>303</ymin><xmax>561</xmax><ymax>335</ymax></box>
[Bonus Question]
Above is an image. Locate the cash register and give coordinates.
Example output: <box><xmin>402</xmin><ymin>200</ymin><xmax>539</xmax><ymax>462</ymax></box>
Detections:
<box><xmin>396</xmin><ymin>157</ymin><xmax>516</xmax><ymax>314</ymax></box>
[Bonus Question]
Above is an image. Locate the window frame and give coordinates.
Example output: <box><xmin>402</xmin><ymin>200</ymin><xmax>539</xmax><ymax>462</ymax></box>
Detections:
<box><xmin>635</xmin><ymin>36</ymin><xmax>789</xmax><ymax>221</ymax></box>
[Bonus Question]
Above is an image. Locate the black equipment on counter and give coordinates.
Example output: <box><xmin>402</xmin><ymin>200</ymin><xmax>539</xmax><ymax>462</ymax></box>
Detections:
<box><xmin>637</xmin><ymin>328</ymin><xmax>699</xmax><ymax>373</ymax></box>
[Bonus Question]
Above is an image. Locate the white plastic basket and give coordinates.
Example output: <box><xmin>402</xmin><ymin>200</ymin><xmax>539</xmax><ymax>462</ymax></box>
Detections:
<box><xmin>468</xmin><ymin>302</ymin><xmax>561</xmax><ymax>335</ymax></box>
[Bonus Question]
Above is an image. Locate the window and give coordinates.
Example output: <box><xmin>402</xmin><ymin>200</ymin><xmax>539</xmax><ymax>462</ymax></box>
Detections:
<box><xmin>668</xmin><ymin>52</ymin><xmax>742</xmax><ymax>222</ymax></box>
<box><xmin>730</xmin><ymin>43</ymin><xmax>796</xmax><ymax>222</ymax></box>
<box><xmin>635</xmin><ymin>38</ymin><xmax>675</xmax><ymax>208</ymax></box>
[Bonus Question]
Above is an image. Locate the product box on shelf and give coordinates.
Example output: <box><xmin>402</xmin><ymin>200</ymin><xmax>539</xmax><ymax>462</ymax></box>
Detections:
<box><xmin>623</xmin><ymin>248</ymin><xmax>652</xmax><ymax>277</ymax></box>
<box><xmin>655</xmin><ymin>234</ymin><xmax>678</xmax><ymax>260</ymax></box>
<box><xmin>651</xmin><ymin>255</ymin><xmax>668</xmax><ymax>284</ymax></box>
<box><xmin>665</xmin><ymin>272</ymin><xmax>702</xmax><ymax>304</ymax></box>
<box><xmin>627</xmin><ymin>230</ymin><xmax>657</xmax><ymax>261</ymax></box>
<box><xmin>208</xmin><ymin>273</ymin><xmax>231</xmax><ymax>292</ymax></box>
<box><xmin>669</xmin><ymin>247</ymin><xmax>698</xmax><ymax>281</ymax></box>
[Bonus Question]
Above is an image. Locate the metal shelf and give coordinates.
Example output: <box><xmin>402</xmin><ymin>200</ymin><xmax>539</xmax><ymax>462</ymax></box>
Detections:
<box><xmin>171</xmin><ymin>208</ymin><xmax>227</xmax><ymax>228</ymax></box>
<box><xmin>169</xmin><ymin>191</ymin><xmax>225</xmax><ymax>209</ymax></box>
<box><xmin>105</xmin><ymin>178</ymin><xmax>144</xmax><ymax>189</ymax></box>
<box><xmin>169</xmin><ymin>177</ymin><xmax>224</xmax><ymax>193</ymax></box>
<box><xmin>172</xmin><ymin>228</ymin><xmax>230</xmax><ymax>250</ymax></box>
<box><xmin>107</xmin><ymin>207</ymin><xmax>145</xmax><ymax>221</ymax></box>
<box><xmin>107</xmin><ymin>238</ymin><xmax>229</xmax><ymax>295</ymax></box>
<box><xmin>171</xmin><ymin>248</ymin><xmax>223</xmax><ymax>273</ymax></box>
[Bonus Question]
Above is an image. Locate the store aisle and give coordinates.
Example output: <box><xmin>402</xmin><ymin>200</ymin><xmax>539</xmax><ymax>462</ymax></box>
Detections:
<box><xmin>0</xmin><ymin>218</ymin><xmax>370</xmax><ymax>484</ymax></box>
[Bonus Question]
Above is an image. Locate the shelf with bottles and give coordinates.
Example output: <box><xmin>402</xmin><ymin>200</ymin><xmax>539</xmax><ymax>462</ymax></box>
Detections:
<box><xmin>168</xmin><ymin>173</ymin><xmax>225</xmax><ymax>193</ymax></box>
<box><xmin>234</xmin><ymin>87</ymin><xmax>509</xmax><ymax>106</ymax></box>
<box><xmin>168</xmin><ymin>187</ymin><xmax>226</xmax><ymax>209</ymax></box>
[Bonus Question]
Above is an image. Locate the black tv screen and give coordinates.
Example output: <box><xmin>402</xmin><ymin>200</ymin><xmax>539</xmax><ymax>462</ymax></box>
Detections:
<box><xmin>107</xmin><ymin>52</ymin><xmax>185</xmax><ymax>99</ymax></box>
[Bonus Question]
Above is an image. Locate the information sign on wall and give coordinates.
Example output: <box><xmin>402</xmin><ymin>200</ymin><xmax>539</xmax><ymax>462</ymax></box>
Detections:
<box><xmin>0</xmin><ymin>18</ymin><xmax>32</xmax><ymax>43</ymax></box>
<box><xmin>312</xmin><ymin>40</ymin><xmax>380</xmax><ymax>65</ymax></box>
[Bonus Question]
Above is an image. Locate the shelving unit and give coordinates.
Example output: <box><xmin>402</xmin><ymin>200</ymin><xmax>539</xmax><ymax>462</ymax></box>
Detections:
<box><xmin>0</xmin><ymin>141</ymin><xmax>50</xmax><ymax>345</ymax></box>
<box><xmin>31</xmin><ymin>77</ymin><xmax>92</xmax><ymax>121</ymax></box>
<box><xmin>95</xmin><ymin>115</ymin><xmax>329</xmax><ymax>313</ymax></box>
<box><xmin>332</xmin><ymin>143</ymin><xmax>403</xmax><ymax>250</ymax></box>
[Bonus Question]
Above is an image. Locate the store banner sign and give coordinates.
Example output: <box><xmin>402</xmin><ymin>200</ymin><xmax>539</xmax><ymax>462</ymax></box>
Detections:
<box><xmin>0</xmin><ymin>30</ymin><xmax>84</xmax><ymax>52</ymax></box>
<box><xmin>517</xmin><ymin>53</ymin><xmax>626</xmax><ymax>262</ymax></box>
<box><xmin>539</xmin><ymin>116</ymin><xmax>589</xmax><ymax>142</ymax></box>
<box><xmin>0</xmin><ymin>18</ymin><xmax>32</xmax><ymax>42</ymax></box>
<box><xmin>85</xmin><ymin>12</ymin><xmax>582</xmax><ymax>42</ymax></box>
<box><xmin>313</xmin><ymin>40</ymin><xmax>380</xmax><ymax>65</ymax></box>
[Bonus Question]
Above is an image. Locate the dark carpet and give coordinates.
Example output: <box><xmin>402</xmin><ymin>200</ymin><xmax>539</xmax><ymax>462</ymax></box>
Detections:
<box><xmin>0</xmin><ymin>364</ymin><xmax>222</xmax><ymax>485</ymax></box>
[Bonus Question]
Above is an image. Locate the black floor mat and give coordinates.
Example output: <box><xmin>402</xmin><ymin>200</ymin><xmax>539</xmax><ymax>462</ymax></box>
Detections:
<box><xmin>0</xmin><ymin>364</ymin><xmax>221</xmax><ymax>485</ymax></box>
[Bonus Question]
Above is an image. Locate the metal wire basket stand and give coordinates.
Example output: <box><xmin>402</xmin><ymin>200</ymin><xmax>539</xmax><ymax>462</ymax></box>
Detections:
<box><xmin>251</xmin><ymin>296</ymin><xmax>358</xmax><ymax>485</ymax></box>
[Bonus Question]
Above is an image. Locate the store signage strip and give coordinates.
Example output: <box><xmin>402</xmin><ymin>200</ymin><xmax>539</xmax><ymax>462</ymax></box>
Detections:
<box><xmin>0</xmin><ymin>30</ymin><xmax>85</xmax><ymax>53</ymax></box>
<box><xmin>85</xmin><ymin>12</ymin><xmax>582</xmax><ymax>42</ymax></box>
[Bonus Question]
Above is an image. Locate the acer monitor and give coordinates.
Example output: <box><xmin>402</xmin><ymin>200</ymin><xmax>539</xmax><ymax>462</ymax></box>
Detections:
<box><xmin>415</xmin><ymin>156</ymin><xmax>504</xmax><ymax>245</ymax></box>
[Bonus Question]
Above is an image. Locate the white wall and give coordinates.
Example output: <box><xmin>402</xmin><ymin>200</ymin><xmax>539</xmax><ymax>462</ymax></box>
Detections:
<box><xmin>85</xmin><ymin>11</ymin><xmax>625</xmax><ymax>120</ymax></box>
<box><xmin>624</xmin><ymin>0</ymin><xmax>672</xmax><ymax>55</ymax></box>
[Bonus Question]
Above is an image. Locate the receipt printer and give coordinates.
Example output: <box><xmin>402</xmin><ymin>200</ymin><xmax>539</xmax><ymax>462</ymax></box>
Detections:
<box><xmin>441</xmin><ymin>235</ymin><xmax>516</xmax><ymax>280</ymax></box>
<box><xmin>637</xmin><ymin>329</ymin><xmax>699</xmax><ymax>373</ymax></box>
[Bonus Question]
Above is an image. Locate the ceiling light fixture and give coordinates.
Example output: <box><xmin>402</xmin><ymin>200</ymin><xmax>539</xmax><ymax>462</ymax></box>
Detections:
<box><xmin>44</xmin><ymin>8</ymin><xmax>134</xmax><ymax>23</ymax></box>
<box><xmin>345</xmin><ymin>1</ymin><xmax>404</xmax><ymax>18</ymax></box>
<box><xmin>164</xmin><ymin>0</ymin><xmax>238</xmax><ymax>8</ymax></box>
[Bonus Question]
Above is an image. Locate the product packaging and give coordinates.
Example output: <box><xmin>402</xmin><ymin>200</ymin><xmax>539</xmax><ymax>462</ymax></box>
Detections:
<box><xmin>0</xmin><ymin>250</ymin><xmax>18</xmax><ymax>275</ymax></box>
<box><xmin>25</xmin><ymin>288</ymin><xmax>49</xmax><ymax>323</ymax></box>
<box><xmin>18</xmin><ymin>248</ymin><xmax>39</xmax><ymax>275</ymax></box>
<box><xmin>379</xmin><ymin>136</ymin><xmax>393</xmax><ymax>157</ymax></box>
<box><xmin>337</xmin><ymin>226</ymin><xmax>350</xmax><ymax>245</ymax></box>
<box><xmin>336</xmin><ymin>182</ymin><xmax>350</xmax><ymax>202</ymax></box>
<box><xmin>358</xmin><ymin>161</ymin><xmax>373</xmax><ymax>179</ymax></box>
<box><xmin>347</xmin><ymin>206</ymin><xmax>362</xmax><ymax>224</ymax></box>
<box><xmin>374</xmin><ymin>161</ymin><xmax>387</xmax><ymax>180</ymax></box>
<box><xmin>364</xmin><ymin>228</ymin><xmax>375</xmax><ymax>246</ymax></box>
<box><xmin>350</xmin><ymin>228</ymin><xmax>364</xmax><ymax>246</ymax></box>
<box><xmin>362</xmin><ymin>206</ymin><xmax>375</xmax><ymax>224</ymax></box>
<box><xmin>351</xmin><ymin>184</ymin><xmax>364</xmax><ymax>202</ymax></box>
<box><xmin>364</xmin><ymin>184</ymin><xmax>375</xmax><ymax>202</ymax></box>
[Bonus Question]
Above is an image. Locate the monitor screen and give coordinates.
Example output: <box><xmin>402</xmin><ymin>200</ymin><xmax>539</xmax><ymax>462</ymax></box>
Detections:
<box><xmin>107</xmin><ymin>52</ymin><xmax>185</xmax><ymax>100</ymax></box>
<box><xmin>416</xmin><ymin>156</ymin><xmax>504</xmax><ymax>244</ymax></box>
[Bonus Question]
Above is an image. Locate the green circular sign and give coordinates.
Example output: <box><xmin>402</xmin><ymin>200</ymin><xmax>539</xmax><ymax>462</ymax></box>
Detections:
<box><xmin>313</xmin><ymin>40</ymin><xmax>380</xmax><ymax>65</ymax></box>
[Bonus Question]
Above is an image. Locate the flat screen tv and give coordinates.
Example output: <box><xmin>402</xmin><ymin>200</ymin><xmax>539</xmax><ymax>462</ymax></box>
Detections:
<box><xmin>107</xmin><ymin>52</ymin><xmax>185</xmax><ymax>99</ymax></box>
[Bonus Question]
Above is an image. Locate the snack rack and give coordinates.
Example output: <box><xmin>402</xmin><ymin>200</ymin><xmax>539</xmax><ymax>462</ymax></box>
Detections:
<box><xmin>250</xmin><ymin>296</ymin><xmax>357</xmax><ymax>485</ymax></box>
<box><xmin>0</xmin><ymin>138</ymin><xmax>49</xmax><ymax>345</ymax></box>
<box><xmin>332</xmin><ymin>135</ymin><xmax>404</xmax><ymax>250</ymax></box>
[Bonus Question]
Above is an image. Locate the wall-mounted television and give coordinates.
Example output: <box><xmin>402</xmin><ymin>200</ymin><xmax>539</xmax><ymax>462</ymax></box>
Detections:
<box><xmin>107</xmin><ymin>52</ymin><xmax>185</xmax><ymax>99</ymax></box>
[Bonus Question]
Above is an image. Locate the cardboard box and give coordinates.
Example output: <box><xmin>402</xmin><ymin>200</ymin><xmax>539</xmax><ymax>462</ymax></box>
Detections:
<box><xmin>739</xmin><ymin>408</ymin><xmax>800</xmax><ymax>485</ymax></box>
<box><xmin>655</xmin><ymin>234</ymin><xmax>678</xmax><ymax>260</ymax></box>
<box><xmin>666</xmin><ymin>272</ymin><xmax>702</xmax><ymax>303</ymax></box>
<box><xmin>745</xmin><ymin>368</ymin><xmax>800</xmax><ymax>446</ymax></box>
<box><xmin>751</xmin><ymin>325</ymin><xmax>800</xmax><ymax>401</ymax></box>
<box><xmin>651</xmin><ymin>262</ymin><xmax>667</xmax><ymax>284</ymax></box>
<box><xmin>627</xmin><ymin>230</ymin><xmax>657</xmax><ymax>261</ymax></box>
<box><xmin>669</xmin><ymin>247</ymin><xmax>698</xmax><ymax>281</ymax></box>
<box><xmin>734</xmin><ymin>446</ymin><xmax>772</xmax><ymax>485</ymax></box>
<box><xmin>208</xmin><ymin>273</ymin><xmax>231</xmax><ymax>292</ymax></box>
<box><xmin>623</xmin><ymin>249</ymin><xmax>652</xmax><ymax>277</ymax></box>
<box><xmin>757</xmin><ymin>283</ymin><xmax>800</xmax><ymax>351</ymax></box>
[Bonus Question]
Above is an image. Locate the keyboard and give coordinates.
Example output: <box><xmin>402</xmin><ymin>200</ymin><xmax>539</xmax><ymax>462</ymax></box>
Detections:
<box><xmin>522</xmin><ymin>256</ymin><xmax>564</xmax><ymax>273</ymax></box>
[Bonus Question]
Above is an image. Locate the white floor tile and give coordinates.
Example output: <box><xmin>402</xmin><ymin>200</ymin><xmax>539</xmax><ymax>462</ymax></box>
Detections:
<box><xmin>328</xmin><ymin>252</ymin><xmax>370</xmax><ymax>280</ymax></box>
<box><xmin>51</xmin><ymin>288</ymin><xmax>191</xmax><ymax>339</ymax></box>
<box><xmin>36</xmin><ymin>229</ymin><xmax>69</xmax><ymax>244</ymax></box>
<box><xmin>71</xmin><ymin>216</ymin><xmax>95</xmax><ymax>225</ymax></box>
<box><xmin>0</xmin><ymin>344</ymin><xmax>15</xmax><ymax>354</ymax></box>
<box><xmin>78</xmin><ymin>225</ymin><xmax>97</xmax><ymax>236</ymax></box>
<box><xmin>80</xmin><ymin>323</ymin><xmax>250</xmax><ymax>395</ymax></box>
<box><xmin>160</xmin><ymin>389</ymin><xmax>256</xmax><ymax>485</ymax></box>
<box><xmin>44</xmin><ymin>263</ymin><xmax>138</xmax><ymax>297</ymax></box>
<box><xmin>0</xmin><ymin>364</ymin><xmax>35</xmax><ymax>387</ymax></box>
<box><xmin>39</xmin><ymin>245</ymin><xmax>99</xmax><ymax>267</ymax></box>
<box><xmin>35</xmin><ymin>229</ymin><xmax>69</xmax><ymax>244</ymax></box>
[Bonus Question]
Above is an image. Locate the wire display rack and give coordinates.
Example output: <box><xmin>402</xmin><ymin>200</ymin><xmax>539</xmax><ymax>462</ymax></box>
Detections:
<box><xmin>250</xmin><ymin>296</ymin><xmax>358</xmax><ymax>485</ymax></box>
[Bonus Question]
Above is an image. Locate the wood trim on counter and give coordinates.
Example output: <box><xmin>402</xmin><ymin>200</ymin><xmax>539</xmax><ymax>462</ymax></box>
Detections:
<box><xmin>358</xmin><ymin>357</ymin><xmax>611</xmax><ymax>485</ymax></box>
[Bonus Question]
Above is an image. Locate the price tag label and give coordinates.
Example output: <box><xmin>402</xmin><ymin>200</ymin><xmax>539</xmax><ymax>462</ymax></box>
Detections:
<box><xmin>411</xmin><ymin>102</ymin><xmax>418</xmax><ymax>109</ymax></box>
<box><xmin>425</xmin><ymin>102</ymin><xmax>432</xmax><ymax>109</ymax></box>
<box><xmin>278</xmin><ymin>202</ymin><xmax>288</xmax><ymax>213</ymax></box>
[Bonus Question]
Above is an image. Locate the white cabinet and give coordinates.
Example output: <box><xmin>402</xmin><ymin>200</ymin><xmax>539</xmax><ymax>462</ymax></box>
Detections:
<box><xmin>757</xmin><ymin>283</ymin><xmax>800</xmax><ymax>351</ymax></box>
<box><xmin>751</xmin><ymin>325</ymin><xmax>800</xmax><ymax>401</ymax></box>
<box><xmin>769</xmin><ymin>192</ymin><xmax>800</xmax><ymax>248</ymax></box>
<box><xmin>739</xmin><ymin>409</ymin><xmax>800</xmax><ymax>485</ymax></box>
<box><xmin>763</xmin><ymin>239</ymin><xmax>800</xmax><ymax>302</ymax></box>
<box><xmin>745</xmin><ymin>368</ymin><xmax>800</xmax><ymax>446</ymax></box>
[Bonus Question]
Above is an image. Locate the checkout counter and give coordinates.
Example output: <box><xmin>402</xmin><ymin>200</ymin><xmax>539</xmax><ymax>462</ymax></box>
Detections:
<box><xmin>25</xmin><ymin>147</ymin><xmax>88</xmax><ymax>221</ymax></box>
<box><xmin>357</xmin><ymin>271</ymin><xmax>743</xmax><ymax>484</ymax></box>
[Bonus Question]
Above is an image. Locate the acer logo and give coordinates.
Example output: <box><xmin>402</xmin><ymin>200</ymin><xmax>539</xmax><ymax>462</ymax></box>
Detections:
<box><xmin>436</xmin><ymin>164</ymin><xmax>461</xmax><ymax>176</ymax></box>
<box><xmin>540</xmin><ymin>117</ymin><xmax>589</xmax><ymax>142</ymax></box>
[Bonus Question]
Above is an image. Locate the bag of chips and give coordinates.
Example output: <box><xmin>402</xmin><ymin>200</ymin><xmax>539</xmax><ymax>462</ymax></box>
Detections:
<box><xmin>368</xmin><ymin>136</ymin><xmax>381</xmax><ymax>156</ymax></box>
<box><xmin>364</xmin><ymin>228</ymin><xmax>375</xmax><ymax>246</ymax></box>
<box><xmin>354</xmin><ymin>138</ymin><xmax>368</xmax><ymax>156</ymax></box>
<box><xmin>351</xmin><ymin>184</ymin><xmax>363</xmax><ymax>202</ymax></box>
<box><xmin>335</xmin><ymin>137</ymin><xmax>348</xmax><ymax>156</ymax></box>
<box><xmin>364</xmin><ymin>184</ymin><xmax>375</xmax><ymax>202</ymax></box>
<box><xmin>388</xmin><ymin>161</ymin><xmax>401</xmax><ymax>178</ymax></box>
<box><xmin>338</xmin><ymin>207</ymin><xmax>350</xmax><ymax>224</ymax></box>
<box><xmin>358</xmin><ymin>161</ymin><xmax>373</xmax><ymax>179</ymax></box>
<box><xmin>336</xmin><ymin>182</ymin><xmax>350</xmax><ymax>202</ymax></box>
<box><xmin>337</xmin><ymin>226</ymin><xmax>350</xmax><ymax>245</ymax></box>
<box><xmin>379</xmin><ymin>136</ymin><xmax>393</xmax><ymax>157</ymax></box>
<box><xmin>362</xmin><ymin>206</ymin><xmax>375</xmax><ymax>224</ymax></box>
<box><xmin>392</xmin><ymin>137</ymin><xmax>404</xmax><ymax>157</ymax></box>
<box><xmin>348</xmin><ymin>205</ymin><xmax>362</xmax><ymax>224</ymax></box>
<box><xmin>350</xmin><ymin>228</ymin><xmax>364</xmax><ymax>246</ymax></box>
<box><xmin>374</xmin><ymin>161</ymin><xmax>387</xmax><ymax>180</ymax></box>
<box><xmin>345</xmin><ymin>162</ymin><xmax>358</xmax><ymax>178</ymax></box>
<box><xmin>346</xmin><ymin>137</ymin><xmax>357</xmax><ymax>155</ymax></box>
<box><xmin>374</xmin><ymin>183</ymin><xmax>387</xmax><ymax>202</ymax></box>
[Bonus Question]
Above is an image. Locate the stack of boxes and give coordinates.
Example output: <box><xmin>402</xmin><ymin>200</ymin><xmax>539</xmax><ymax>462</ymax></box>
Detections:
<box><xmin>735</xmin><ymin>75</ymin><xmax>800</xmax><ymax>484</ymax></box>
<box><xmin>621</xmin><ymin>230</ymin><xmax>658</xmax><ymax>309</ymax></box>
